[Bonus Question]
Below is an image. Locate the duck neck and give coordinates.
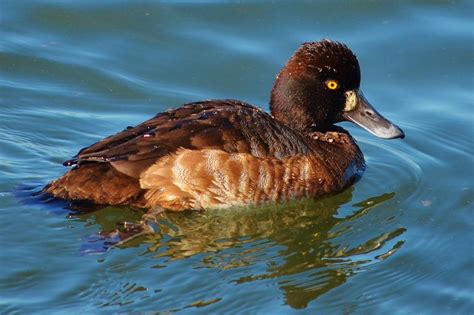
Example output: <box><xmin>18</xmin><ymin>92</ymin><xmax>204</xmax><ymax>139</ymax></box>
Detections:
<box><xmin>270</xmin><ymin>71</ymin><xmax>333</xmax><ymax>134</ymax></box>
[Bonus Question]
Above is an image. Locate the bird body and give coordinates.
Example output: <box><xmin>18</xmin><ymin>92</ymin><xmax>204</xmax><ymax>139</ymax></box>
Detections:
<box><xmin>44</xmin><ymin>40</ymin><xmax>404</xmax><ymax>212</ymax></box>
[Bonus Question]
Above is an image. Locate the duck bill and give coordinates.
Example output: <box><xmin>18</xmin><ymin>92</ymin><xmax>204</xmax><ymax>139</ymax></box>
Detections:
<box><xmin>342</xmin><ymin>90</ymin><xmax>405</xmax><ymax>139</ymax></box>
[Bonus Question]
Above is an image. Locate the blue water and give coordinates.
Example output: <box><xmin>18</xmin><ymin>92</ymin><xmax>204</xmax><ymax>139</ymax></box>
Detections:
<box><xmin>1</xmin><ymin>1</ymin><xmax>473</xmax><ymax>314</ymax></box>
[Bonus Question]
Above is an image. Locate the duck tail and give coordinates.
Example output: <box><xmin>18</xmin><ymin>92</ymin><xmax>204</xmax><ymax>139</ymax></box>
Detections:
<box><xmin>43</xmin><ymin>163</ymin><xmax>145</xmax><ymax>207</ymax></box>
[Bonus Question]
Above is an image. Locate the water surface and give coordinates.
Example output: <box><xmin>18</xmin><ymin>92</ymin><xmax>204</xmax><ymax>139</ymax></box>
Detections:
<box><xmin>1</xmin><ymin>1</ymin><xmax>473</xmax><ymax>314</ymax></box>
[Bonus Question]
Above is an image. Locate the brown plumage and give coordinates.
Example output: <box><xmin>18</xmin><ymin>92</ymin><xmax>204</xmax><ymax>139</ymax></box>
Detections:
<box><xmin>44</xmin><ymin>40</ymin><xmax>404</xmax><ymax>212</ymax></box>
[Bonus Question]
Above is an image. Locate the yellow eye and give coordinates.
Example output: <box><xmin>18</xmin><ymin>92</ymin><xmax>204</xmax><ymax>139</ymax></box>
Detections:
<box><xmin>326</xmin><ymin>80</ymin><xmax>339</xmax><ymax>90</ymax></box>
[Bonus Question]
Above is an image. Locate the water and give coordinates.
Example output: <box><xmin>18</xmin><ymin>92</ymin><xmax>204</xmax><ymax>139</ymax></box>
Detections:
<box><xmin>1</xmin><ymin>1</ymin><xmax>473</xmax><ymax>313</ymax></box>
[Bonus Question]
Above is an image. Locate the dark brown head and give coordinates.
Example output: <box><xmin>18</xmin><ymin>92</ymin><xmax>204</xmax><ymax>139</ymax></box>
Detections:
<box><xmin>270</xmin><ymin>40</ymin><xmax>404</xmax><ymax>139</ymax></box>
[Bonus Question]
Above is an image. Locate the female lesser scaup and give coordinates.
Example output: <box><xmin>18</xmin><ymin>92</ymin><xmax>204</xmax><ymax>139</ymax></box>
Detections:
<box><xmin>44</xmin><ymin>40</ymin><xmax>404</xmax><ymax>213</ymax></box>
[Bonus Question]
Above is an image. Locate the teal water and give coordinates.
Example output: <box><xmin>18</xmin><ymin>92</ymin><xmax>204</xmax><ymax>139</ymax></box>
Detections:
<box><xmin>1</xmin><ymin>1</ymin><xmax>473</xmax><ymax>314</ymax></box>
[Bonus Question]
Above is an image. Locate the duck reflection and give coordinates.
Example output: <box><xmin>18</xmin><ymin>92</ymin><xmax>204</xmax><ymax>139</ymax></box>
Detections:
<box><xmin>72</xmin><ymin>188</ymin><xmax>405</xmax><ymax>309</ymax></box>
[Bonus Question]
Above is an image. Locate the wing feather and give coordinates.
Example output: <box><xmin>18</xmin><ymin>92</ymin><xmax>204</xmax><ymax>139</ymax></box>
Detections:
<box><xmin>64</xmin><ymin>100</ymin><xmax>311</xmax><ymax>178</ymax></box>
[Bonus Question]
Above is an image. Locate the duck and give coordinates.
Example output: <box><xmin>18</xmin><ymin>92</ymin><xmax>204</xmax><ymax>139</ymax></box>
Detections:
<box><xmin>44</xmin><ymin>39</ymin><xmax>404</xmax><ymax>213</ymax></box>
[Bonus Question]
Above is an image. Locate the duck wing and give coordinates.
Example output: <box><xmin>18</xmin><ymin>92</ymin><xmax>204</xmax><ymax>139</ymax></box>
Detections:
<box><xmin>64</xmin><ymin>99</ymin><xmax>311</xmax><ymax>178</ymax></box>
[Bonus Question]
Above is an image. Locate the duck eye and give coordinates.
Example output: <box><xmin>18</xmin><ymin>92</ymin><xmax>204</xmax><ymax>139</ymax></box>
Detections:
<box><xmin>326</xmin><ymin>80</ymin><xmax>339</xmax><ymax>90</ymax></box>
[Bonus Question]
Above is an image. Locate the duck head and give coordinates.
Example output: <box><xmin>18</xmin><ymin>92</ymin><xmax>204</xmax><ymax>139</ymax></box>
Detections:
<box><xmin>270</xmin><ymin>40</ymin><xmax>404</xmax><ymax>139</ymax></box>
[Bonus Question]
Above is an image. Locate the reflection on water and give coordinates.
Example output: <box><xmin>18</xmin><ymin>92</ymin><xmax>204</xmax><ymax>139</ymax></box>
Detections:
<box><xmin>70</xmin><ymin>188</ymin><xmax>405</xmax><ymax>309</ymax></box>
